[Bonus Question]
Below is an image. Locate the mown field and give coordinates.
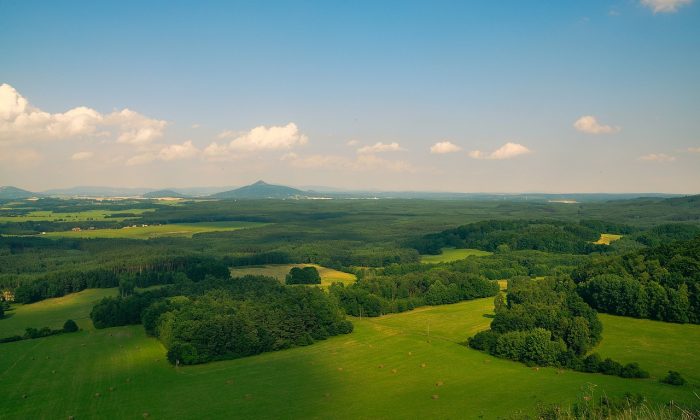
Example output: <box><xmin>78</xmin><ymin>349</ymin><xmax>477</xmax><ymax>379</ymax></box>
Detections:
<box><xmin>0</xmin><ymin>208</ymin><xmax>155</xmax><ymax>223</ymax></box>
<box><xmin>229</xmin><ymin>264</ymin><xmax>356</xmax><ymax>287</ymax></box>
<box><xmin>420</xmin><ymin>248</ymin><xmax>492</xmax><ymax>264</ymax></box>
<box><xmin>1</xmin><ymin>289</ymin><xmax>697</xmax><ymax>419</ymax></box>
<box><xmin>593</xmin><ymin>233</ymin><xmax>623</xmax><ymax>245</ymax></box>
<box><xmin>42</xmin><ymin>221</ymin><xmax>268</xmax><ymax>240</ymax></box>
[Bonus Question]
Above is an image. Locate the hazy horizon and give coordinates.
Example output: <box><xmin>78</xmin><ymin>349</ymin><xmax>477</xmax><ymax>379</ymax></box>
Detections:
<box><xmin>2</xmin><ymin>1</ymin><xmax>699</xmax><ymax>193</ymax></box>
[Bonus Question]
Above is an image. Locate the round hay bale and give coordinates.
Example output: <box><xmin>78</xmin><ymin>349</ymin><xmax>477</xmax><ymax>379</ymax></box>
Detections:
<box><xmin>337</xmin><ymin>367</ymin><xmax>343</xmax><ymax>371</ymax></box>
<box><xmin>143</xmin><ymin>412</ymin><xmax>150</xmax><ymax>418</ymax></box>
<box><xmin>68</xmin><ymin>416</ymin><xmax>74</xmax><ymax>420</ymax></box>
<box><xmin>94</xmin><ymin>392</ymin><xmax>101</xmax><ymax>398</ymax></box>
<box><xmin>408</xmin><ymin>351</ymin><xmax>412</xmax><ymax>356</ymax></box>
<box><xmin>391</xmin><ymin>368</ymin><xmax>397</xmax><ymax>374</ymax></box>
<box><xmin>432</xmin><ymin>394</ymin><xmax>439</xmax><ymax>400</ymax></box>
<box><xmin>420</xmin><ymin>363</ymin><xmax>426</xmax><ymax>368</ymax></box>
<box><xmin>435</xmin><ymin>381</ymin><xmax>444</xmax><ymax>387</ymax></box>
<box><xmin>378</xmin><ymin>364</ymin><xmax>384</xmax><ymax>369</ymax></box>
<box><xmin>109</xmin><ymin>387</ymin><xmax>115</xmax><ymax>392</ymax></box>
<box><xmin>52</xmin><ymin>370</ymin><xmax>56</xmax><ymax>374</ymax></box>
<box><xmin>22</xmin><ymin>394</ymin><xmax>27</xmax><ymax>399</ymax></box>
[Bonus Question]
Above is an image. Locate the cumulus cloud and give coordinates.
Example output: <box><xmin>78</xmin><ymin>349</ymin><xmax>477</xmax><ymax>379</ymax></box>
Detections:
<box><xmin>0</xmin><ymin>84</ymin><xmax>166</xmax><ymax>144</ymax></box>
<box><xmin>468</xmin><ymin>142</ymin><xmax>531</xmax><ymax>160</ymax></box>
<box><xmin>639</xmin><ymin>153</ymin><xmax>676</xmax><ymax>162</ymax></box>
<box><xmin>126</xmin><ymin>140</ymin><xmax>200</xmax><ymax>165</ymax></box>
<box><xmin>357</xmin><ymin>142</ymin><xmax>404</xmax><ymax>154</ymax></box>
<box><xmin>346</xmin><ymin>139</ymin><xmax>359</xmax><ymax>146</ymax></box>
<box><xmin>430</xmin><ymin>141</ymin><xmax>461</xmax><ymax>154</ymax></box>
<box><xmin>573</xmin><ymin>115</ymin><xmax>620</xmax><ymax>134</ymax></box>
<box><xmin>216</xmin><ymin>123</ymin><xmax>307</xmax><ymax>152</ymax></box>
<box><xmin>71</xmin><ymin>151</ymin><xmax>94</xmax><ymax>161</ymax></box>
<box><xmin>641</xmin><ymin>0</ymin><xmax>693</xmax><ymax>13</ymax></box>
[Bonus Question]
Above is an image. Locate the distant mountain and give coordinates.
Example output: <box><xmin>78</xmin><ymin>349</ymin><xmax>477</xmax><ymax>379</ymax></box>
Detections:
<box><xmin>143</xmin><ymin>189</ymin><xmax>189</xmax><ymax>199</ymax></box>
<box><xmin>0</xmin><ymin>186</ymin><xmax>37</xmax><ymax>199</ymax></box>
<box><xmin>211</xmin><ymin>180</ymin><xmax>310</xmax><ymax>199</ymax></box>
<box><xmin>42</xmin><ymin>186</ymin><xmax>154</xmax><ymax>197</ymax></box>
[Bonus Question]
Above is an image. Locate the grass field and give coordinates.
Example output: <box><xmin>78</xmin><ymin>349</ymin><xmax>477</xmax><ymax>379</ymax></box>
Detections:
<box><xmin>420</xmin><ymin>247</ymin><xmax>492</xmax><ymax>264</ymax></box>
<box><xmin>230</xmin><ymin>264</ymin><xmax>356</xmax><ymax>287</ymax></box>
<box><xmin>1</xmin><ymin>291</ymin><xmax>698</xmax><ymax>419</ymax></box>
<box><xmin>593</xmin><ymin>233</ymin><xmax>623</xmax><ymax>245</ymax></box>
<box><xmin>43</xmin><ymin>221</ymin><xmax>268</xmax><ymax>240</ymax></box>
<box><xmin>0</xmin><ymin>209</ymin><xmax>155</xmax><ymax>223</ymax></box>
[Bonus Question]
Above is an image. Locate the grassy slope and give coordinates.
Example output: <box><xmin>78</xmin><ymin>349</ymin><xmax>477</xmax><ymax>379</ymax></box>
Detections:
<box><xmin>420</xmin><ymin>248</ymin><xmax>492</xmax><ymax>264</ymax></box>
<box><xmin>1</xmin><ymin>292</ymin><xmax>698</xmax><ymax>419</ymax></box>
<box><xmin>43</xmin><ymin>221</ymin><xmax>267</xmax><ymax>240</ymax></box>
<box><xmin>230</xmin><ymin>264</ymin><xmax>356</xmax><ymax>287</ymax></box>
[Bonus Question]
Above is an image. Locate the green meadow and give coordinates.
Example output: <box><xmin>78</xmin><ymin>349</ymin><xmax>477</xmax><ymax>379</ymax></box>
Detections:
<box><xmin>230</xmin><ymin>264</ymin><xmax>356</xmax><ymax>287</ymax></box>
<box><xmin>42</xmin><ymin>221</ymin><xmax>268</xmax><ymax>240</ymax></box>
<box><xmin>420</xmin><ymin>248</ymin><xmax>492</xmax><ymax>264</ymax></box>
<box><xmin>0</xmin><ymin>209</ymin><xmax>155</xmax><ymax>223</ymax></box>
<box><xmin>1</xmin><ymin>290</ymin><xmax>697</xmax><ymax>419</ymax></box>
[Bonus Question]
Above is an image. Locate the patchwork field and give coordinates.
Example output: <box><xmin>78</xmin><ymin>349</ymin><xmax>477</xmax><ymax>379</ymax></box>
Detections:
<box><xmin>593</xmin><ymin>233</ymin><xmax>623</xmax><ymax>245</ymax></box>
<box><xmin>0</xmin><ymin>209</ymin><xmax>155</xmax><ymax>223</ymax></box>
<box><xmin>230</xmin><ymin>264</ymin><xmax>356</xmax><ymax>287</ymax></box>
<box><xmin>1</xmin><ymin>290</ymin><xmax>697</xmax><ymax>419</ymax></box>
<box><xmin>420</xmin><ymin>248</ymin><xmax>492</xmax><ymax>264</ymax></box>
<box><xmin>42</xmin><ymin>221</ymin><xmax>268</xmax><ymax>239</ymax></box>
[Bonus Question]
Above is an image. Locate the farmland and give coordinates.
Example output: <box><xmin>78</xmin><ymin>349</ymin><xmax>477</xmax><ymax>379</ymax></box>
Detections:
<box><xmin>593</xmin><ymin>233</ymin><xmax>623</xmax><ymax>245</ymax></box>
<box><xmin>420</xmin><ymin>247</ymin><xmax>492</xmax><ymax>264</ymax></box>
<box><xmin>230</xmin><ymin>264</ymin><xmax>356</xmax><ymax>287</ymax></box>
<box><xmin>0</xmin><ymin>208</ymin><xmax>156</xmax><ymax>223</ymax></box>
<box><xmin>0</xmin><ymin>293</ymin><xmax>698</xmax><ymax>419</ymax></box>
<box><xmin>42</xmin><ymin>221</ymin><xmax>268</xmax><ymax>239</ymax></box>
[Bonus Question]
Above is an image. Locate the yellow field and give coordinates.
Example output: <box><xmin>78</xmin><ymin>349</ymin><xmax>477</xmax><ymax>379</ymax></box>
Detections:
<box><xmin>42</xmin><ymin>221</ymin><xmax>267</xmax><ymax>240</ymax></box>
<box><xmin>230</xmin><ymin>264</ymin><xmax>356</xmax><ymax>287</ymax></box>
<box><xmin>593</xmin><ymin>233</ymin><xmax>623</xmax><ymax>245</ymax></box>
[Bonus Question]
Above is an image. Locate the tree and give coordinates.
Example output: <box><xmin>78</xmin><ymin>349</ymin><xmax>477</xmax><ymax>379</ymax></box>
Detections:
<box><xmin>63</xmin><ymin>319</ymin><xmax>79</xmax><ymax>333</ymax></box>
<box><xmin>661</xmin><ymin>371</ymin><xmax>686</xmax><ymax>386</ymax></box>
<box><xmin>286</xmin><ymin>266</ymin><xmax>322</xmax><ymax>285</ymax></box>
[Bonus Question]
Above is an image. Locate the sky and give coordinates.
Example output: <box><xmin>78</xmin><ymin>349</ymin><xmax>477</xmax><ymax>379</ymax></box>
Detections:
<box><xmin>1</xmin><ymin>0</ymin><xmax>699</xmax><ymax>193</ymax></box>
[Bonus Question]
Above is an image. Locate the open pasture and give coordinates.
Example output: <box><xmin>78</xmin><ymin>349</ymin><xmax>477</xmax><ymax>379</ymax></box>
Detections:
<box><xmin>230</xmin><ymin>264</ymin><xmax>356</xmax><ymax>287</ymax></box>
<box><xmin>420</xmin><ymin>247</ymin><xmax>492</xmax><ymax>264</ymax></box>
<box><xmin>42</xmin><ymin>221</ymin><xmax>268</xmax><ymax>240</ymax></box>
<box><xmin>1</xmin><ymin>293</ymin><xmax>697</xmax><ymax>419</ymax></box>
<box><xmin>0</xmin><ymin>208</ymin><xmax>155</xmax><ymax>223</ymax></box>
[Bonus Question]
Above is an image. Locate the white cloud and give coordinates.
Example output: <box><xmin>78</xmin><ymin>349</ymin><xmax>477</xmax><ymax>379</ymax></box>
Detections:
<box><xmin>573</xmin><ymin>115</ymin><xmax>620</xmax><ymax>134</ymax></box>
<box><xmin>216</xmin><ymin>122</ymin><xmax>307</xmax><ymax>152</ymax></box>
<box><xmin>127</xmin><ymin>141</ymin><xmax>200</xmax><ymax>165</ymax></box>
<box><xmin>357</xmin><ymin>142</ymin><xmax>404</xmax><ymax>154</ymax></box>
<box><xmin>346</xmin><ymin>139</ymin><xmax>359</xmax><ymax>147</ymax></box>
<box><xmin>430</xmin><ymin>141</ymin><xmax>462</xmax><ymax>154</ymax></box>
<box><xmin>0</xmin><ymin>84</ymin><xmax>166</xmax><ymax>144</ymax></box>
<box><xmin>641</xmin><ymin>0</ymin><xmax>693</xmax><ymax>13</ymax></box>
<box><xmin>71</xmin><ymin>151</ymin><xmax>94</xmax><ymax>161</ymax></box>
<box><xmin>468</xmin><ymin>142</ymin><xmax>532</xmax><ymax>160</ymax></box>
<box><xmin>639</xmin><ymin>153</ymin><xmax>676</xmax><ymax>162</ymax></box>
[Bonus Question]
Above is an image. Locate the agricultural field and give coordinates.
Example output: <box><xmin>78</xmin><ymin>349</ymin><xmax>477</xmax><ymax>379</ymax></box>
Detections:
<box><xmin>420</xmin><ymin>248</ymin><xmax>492</xmax><ymax>264</ymax></box>
<box><xmin>230</xmin><ymin>264</ymin><xmax>356</xmax><ymax>287</ymax></box>
<box><xmin>0</xmin><ymin>208</ymin><xmax>156</xmax><ymax>223</ymax></box>
<box><xmin>0</xmin><ymin>294</ymin><xmax>697</xmax><ymax>419</ymax></box>
<box><xmin>42</xmin><ymin>221</ymin><xmax>268</xmax><ymax>240</ymax></box>
<box><xmin>593</xmin><ymin>233</ymin><xmax>623</xmax><ymax>245</ymax></box>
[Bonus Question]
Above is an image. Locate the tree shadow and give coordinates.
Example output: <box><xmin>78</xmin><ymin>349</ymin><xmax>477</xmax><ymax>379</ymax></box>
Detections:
<box><xmin>482</xmin><ymin>313</ymin><xmax>495</xmax><ymax>319</ymax></box>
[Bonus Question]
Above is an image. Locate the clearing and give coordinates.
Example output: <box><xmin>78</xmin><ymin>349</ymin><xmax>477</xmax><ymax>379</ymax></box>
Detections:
<box><xmin>420</xmin><ymin>248</ymin><xmax>492</xmax><ymax>264</ymax></box>
<box><xmin>230</xmin><ymin>264</ymin><xmax>356</xmax><ymax>287</ymax></box>
<box><xmin>593</xmin><ymin>233</ymin><xmax>623</xmax><ymax>245</ymax></box>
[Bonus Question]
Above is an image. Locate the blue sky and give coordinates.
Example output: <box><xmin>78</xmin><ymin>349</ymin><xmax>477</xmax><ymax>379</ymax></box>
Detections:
<box><xmin>1</xmin><ymin>0</ymin><xmax>699</xmax><ymax>192</ymax></box>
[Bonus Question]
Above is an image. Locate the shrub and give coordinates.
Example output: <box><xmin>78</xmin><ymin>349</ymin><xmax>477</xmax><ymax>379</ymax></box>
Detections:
<box><xmin>63</xmin><ymin>319</ymin><xmax>79</xmax><ymax>333</ymax></box>
<box><xmin>661</xmin><ymin>371</ymin><xmax>686</xmax><ymax>386</ymax></box>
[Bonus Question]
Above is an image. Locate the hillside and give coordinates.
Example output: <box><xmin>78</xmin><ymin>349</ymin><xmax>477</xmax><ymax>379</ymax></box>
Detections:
<box><xmin>211</xmin><ymin>180</ymin><xmax>309</xmax><ymax>199</ymax></box>
<box><xmin>142</xmin><ymin>189</ymin><xmax>188</xmax><ymax>199</ymax></box>
<box><xmin>0</xmin><ymin>186</ymin><xmax>36</xmax><ymax>200</ymax></box>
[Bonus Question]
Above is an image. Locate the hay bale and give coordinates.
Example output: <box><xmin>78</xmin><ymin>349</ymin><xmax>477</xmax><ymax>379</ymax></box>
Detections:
<box><xmin>432</xmin><ymin>394</ymin><xmax>439</xmax><ymax>400</ymax></box>
<box><xmin>420</xmin><ymin>363</ymin><xmax>426</xmax><ymax>368</ymax></box>
<box><xmin>378</xmin><ymin>364</ymin><xmax>384</xmax><ymax>369</ymax></box>
<box><xmin>94</xmin><ymin>392</ymin><xmax>101</xmax><ymax>398</ymax></box>
<box><xmin>391</xmin><ymin>368</ymin><xmax>397</xmax><ymax>374</ymax></box>
<box><xmin>244</xmin><ymin>394</ymin><xmax>253</xmax><ymax>400</ymax></box>
<box><xmin>323</xmin><ymin>393</ymin><xmax>330</xmax><ymax>398</ymax></box>
<box><xmin>337</xmin><ymin>367</ymin><xmax>343</xmax><ymax>371</ymax></box>
<box><xmin>68</xmin><ymin>416</ymin><xmax>74</xmax><ymax>420</ymax></box>
<box><xmin>52</xmin><ymin>370</ymin><xmax>56</xmax><ymax>374</ymax></box>
<box><xmin>22</xmin><ymin>394</ymin><xmax>27</xmax><ymax>399</ymax></box>
<box><xmin>408</xmin><ymin>351</ymin><xmax>413</xmax><ymax>356</ymax></box>
<box><xmin>435</xmin><ymin>381</ymin><xmax>444</xmax><ymax>387</ymax></box>
<box><xmin>109</xmin><ymin>387</ymin><xmax>115</xmax><ymax>392</ymax></box>
<box><xmin>143</xmin><ymin>412</ymin><xmax>150</xmax><ymax>418</ymax></box>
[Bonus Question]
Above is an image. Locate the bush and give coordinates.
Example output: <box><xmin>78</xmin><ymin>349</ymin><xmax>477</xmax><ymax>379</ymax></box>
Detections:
<box><xmin>62</xmin><ymin>319</ymin><xmax>79</xmax><ymax>333</ymax></box>
<box><xmin>468</xmin><ymin>330</ymin><xmax>499</xmax><ymax>353</ymax></box>
<box><xmin>661</xmin><ymin>370</ymin><xmax>686</xmax><ymax>386</ymax></box>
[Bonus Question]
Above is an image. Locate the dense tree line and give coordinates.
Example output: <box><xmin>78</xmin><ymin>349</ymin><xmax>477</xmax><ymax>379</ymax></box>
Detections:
<box><xmin>573</xmin><ymin>236</ymin><xmax>700</xmax><ymax>323</ymax></box>
<box><xmin>90</xmin><ymin>274</ymin><xmax>353</xmax><ymax>365</ymax></box>
<box><xmin>410</xmin><ymin>220</ymin><xmax>610</xmax><ymax>255</ymax></box>
<box><xmin>330</xmin><ymin>269</ymin><xmax>498</xmax><ymax>317</ymax></box>
<box><xmin>468</xmin><ymin>277</ymin><xmax>648</xmax><ymax>379</ymax></box>
<box><xmin>0</xmin><ymin>319</ymin><xmax>80</xmax><ymax>344</ymax></box>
